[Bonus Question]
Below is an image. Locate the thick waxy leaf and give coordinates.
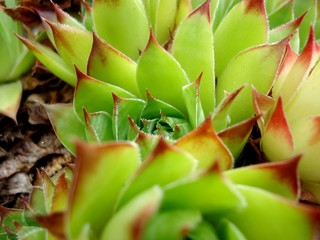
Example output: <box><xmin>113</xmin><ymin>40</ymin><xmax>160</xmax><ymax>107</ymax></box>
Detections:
<box><xmin>261</xmin><ymin>98</ymin><xmax>294</xmax><ymax>162</ymax></box>
<box><xmin>45</xmin><ymin>103</ymin><xmax>86</xmax><ymax>154</ymax></box>
<box><xmin>182</xmin><ymin>75</ymin><xmax>205</xmax><ymax>129</ymax></box>
<box><xmin>216</xmin><ymin>40</ymin><xmax>287</xmax><ymax>124</ymax></box>
<box><xmin>276</xmin><ymin>28</ymin><xmax>320</xmax><ymax>106</ymax></box>
<box><xmin>162</xmin><ymin>165</ymin><xmax>246</xmax><ymax>215</ymax></box>
<box><xmin>217</xmin><ymin>219</ymin><xmax>246</xmax><ymax>240</ymax></box>
<box><xmin>36</xmin><ymin>212</ymin><xmax>65</xmax><ymax>239</ymax></box>
<box><xmin>142</xmin><ymin>210</ymin><xmax>202</xmax><ymax>240</ymax></box>
<box><xmin>218</xmin><ymin>116</ymin><xmax>259</xmax><ymax>159</ymax></box>
<box><xmin>214</xmin><ymin>0</ymin><xmax>268</xmax><ymax>76</ymax></box>
<box><xmin>175</xmin><ymin>0</ymin><xmax>193</xmax><ymax>26</ymax></box>
<box><xmin>269</xmin><ymin>13</ymin><xmax>305</xmax><ymax>44</ymax></box>
<box><xmin>0</xmin><ymin>80</ymin><xmax>22</xmax><ymax>122</ymax></box>
<box><xmin>84</xmin><ymin>110</ymin><xmax>114</xmax><ymax>142</ymax></box>
<box><xmin>112</xmin><ymin>95</ymin><xmax>146</xmax><ymax>140</ymax></box>
<box><xmin>118</xmin><ymin>138</ymin><xmax>196</xmax><ymax>207</ymax></box>
<box><xmin>74</xmin><ymin>68</ymin><xmax>135</xmax><ymax>122</ymax></box>
<box><xmin>68</xmin><ymin>141</ymin><xmax>140</xmax><ymax>239</ymax></box>
<box><xmin>188</xmin><ymin>221</ymin><xmax>219</xmax><ymax>240</ymax></box>
<box><xmin>285</xmin><ymin>59</ymin><xmax>320</xmax><ymax>121</ymax></box>
<box><xmin>272</xmin><ymin>44</ymin><xmax>299</xmax><ymax>99</ymax></box>
<box><xmin>53</xmin><ymin>3</ymin><xmax>85</xmax><ymax>29</ymax></box>
<box><xmin>18</xmin><ymin>36</ymin><xmax>76</xmax><ymax>85</ymax></box>
<box><xmin>252</xmin><ymin>87</ymin><xmax>275</xmax><ymax>133</ymax></box>
<box><xmin>172</xmin><ymin>1</ymin><xmax>215</xmax><ymax>115</ymax></box>
<box><xmin>226</xmin><ymin>157</ymin><xmax>300</xmax><ymax>200</ymax></box>
<box><xmin>136</xmin><ymin>32</ymin><xmax>190</xmax><ymax>115</ymax></box>
<box><xmin>46</xmin><ymin>20</ymin><xmax>93</xmax><ymax>73</ymax></box>
<box><xmin>174</xmin><ymin>116</ymin><xmax>233</xmax><ymax>171</ymax></box>
<box><xmin>212</xmin><ymin>86</ymin><xmax>243</xmax><ymax>132</ymax></box>
<box><xmin>289</xmin><ymin>117</ymin><xmax>320</xmax><ymax>182</ymax></box>
<box><xmin>50</xmin><ymin>173</ymin><xmax>69</xmax><ymax>213</ymax></box>
<box><xmin>228</xmin><ymin>185</ymin><xmax>320</xmax><ymax>240</ymax></box>
<box><xmin>93</xmin><ymin>0</ymin><xmax>149</xmax><ymax>60</ymax></box>
<box><xmin>267</xmin><ymin>1</ymin><xmax>293</xmax><ymax>30</ymax></box>
<box><xmin>87</xmin><ymin>33</ymin><xmax>139</xmax><ymax>96</ymax></box>
<box><xmin>101</xmin><ymin>187</ymin><xmax>162</xmax><ymax>240</ymax></box>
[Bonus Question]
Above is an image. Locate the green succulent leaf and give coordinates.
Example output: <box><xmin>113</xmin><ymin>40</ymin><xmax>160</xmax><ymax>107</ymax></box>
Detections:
<box><xmin>267</xmin><ymin>1</ymin><xmax>293</xmax><ymax>29</ymax></box>
<box><xmin>84</xmin><ymin>110</ymin><xmax>114</xmax><ymax>142</ymax></box>
<box><xmin>188</xmin><ymin>221</ymin><xmax>219</xmax><ymax>240</ymax></box>
<box><xmin>46</xmin><ymin>20</ymin><xmax>93</xmax><ymax>73</ymax></box>
<box><xmin>93</xmin><ymin>0</ymin><xmax>149</xmax><ymax>60</ymax></box>
<box><xmin>174</xmin><ymin>116</ymin><xmax>233</xmax><ymax>171</ymax></box>
<box><xmin>74</xmin><ymin>68</ymin><xmax>135</xmax><ymax>122</ymax></box>
<box><xmin>18</xmin><ymin>36</ymin><xmax>76</xmax><ymax>85</ymax></box>
<box><xmin>101</xmin><ymin>186</ymin><xmax>162</xmax><ymax>240</ymax></box>
<box><xmin>216</xmin><ymin>218</ymin><xmax>246</xmax><ymax>240</ymax></box>
<box><xmin>68</xmin><ymin>141</ymin><xmax>140</xmax><ymax>239</ymax></box>
<box><xmin>216</xmin><ymin>40</ymin><xmax>287</xmax><ymax>124</ymax></box>
<box><xmin>87</xmin><ymin>33</ymin><xmax>140</xmax><ymax>96</ymax></box>
<box><xmin>172</xmin><ymin>1</ymin><xmax>215</xmax><ymax>115</ymax></box>
<box><xmin>53</xmin><ymin>3</ymin><xmax>86</xmax><ymax>29</ymax></box>
<box><xmin>175</xmin><ymin>0</ymin><xmax>193</xmax><ymax>26</ymax></box>
<box><xmin>162</xmin><ymin>165</ymin><xmax>246</xmax><ymax>215</ymax></box>
<box><xmin>227</xmin><ymin>185</ymin><xmax>320</xmax><ymax>240</ymax></box>
<box><xmin>45</xmin><ymin>103</ymin><xmax>86</xmax><ymax>154</ymax></box>
<box><xmin>112</xmin><ymin>95</ymin><xmax>146</xmax><ymax>140</ymax></box>
<box><xmin>214</xmin><ymin>0</ymin><xmax>268</xmax><ymax>76</ymax></box>
<box><xmin>118</xmin><ymin>138</ymin><xmax>196</xmax><ymax>208</ymax></box>
<box><xmin>226</xmin><ymin>157</ymin><xmax>300</xmax><ymax>200</ymax></box>
<box><xmin>0</xmin><ymin>80</ymin><xmax>22</xmax><ymax>122</ymax></box>
<box><xmin>136</xmin><ymin>32</ymin><xmax>190</xmax><ymax>115</ymax></box>
<box><xmin>142</xmin><ymin>210</ymin><xmax>202</xmax><ymax>240</ymax></box>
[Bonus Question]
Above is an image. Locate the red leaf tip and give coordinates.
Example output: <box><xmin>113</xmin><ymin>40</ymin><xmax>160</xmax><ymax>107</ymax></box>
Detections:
<box><xmin>244</xmin><ymin>0</ymin><xmax>265</xmax><ymax>14</ymax></box>
<box><xmin>189</xmin><ymin>0</ymin><xmax>211</xmax><ymax>22</ymax></box>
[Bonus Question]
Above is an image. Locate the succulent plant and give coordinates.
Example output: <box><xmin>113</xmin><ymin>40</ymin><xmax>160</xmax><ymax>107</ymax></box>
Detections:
<box><xmin>255</xmin><ymin>26</ymin><xmax>320</xmax><ymax>204</ymax></box>
<box><xmin>1</xmin><ymin>129</ymin><xmax>320</xmax><ymax>239</ymax></box>
<box><xmin>18</xmin><ymin>0</ymin><xmax>306</xmax><ymax>157</ymax></box>
<box><xmin>0</xmin><ymin>0</ymin><xmax>34</xmax><ymax>121</ymax></box>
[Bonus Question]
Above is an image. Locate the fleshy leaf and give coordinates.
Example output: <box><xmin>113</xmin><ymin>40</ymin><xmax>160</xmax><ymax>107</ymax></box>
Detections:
<box><xmin>118</xmin><ymin>138</ymin><xmax>196</xmax><ymax>208</ymax></box>
<box><xmin>212</xmin><ymin>86</ymin><xmax>243</xmax><ymax>132</ymax></box>
<box><xmin>216</xmin><ymin>39</ymin><xmax>287</xmax><ymax>124</ymax></box>
<box><xmin>45</xmin><ymin>20</ymin><xmax>93</xmax><ymax>73</ymax></box>
<box><xmin>112</xmin><ymin>94</ymin><xmax>146</xmax><ymax>140</ymax></box>
<box><xmin>18</xmin><ymin>36</ymin><xmax>76</xmax><ymax>85</ymax></box>
<box><xmin>290</xmin><ymin>117</ymin><xmax>320</xmax><ymax>182</ymax></box>
<box><xmin>50</xmin><ymin>173</ymin><xmax>69</xmax><ymax>213</ymax></box>
<box><xmin>101</xmin><ymin>187</ymin><xmax>162</xmax><ymax>240</ymax></box>
<box><xmin>182</xmin><ymin>74</ymin><xmax>205</xmax><ymax>129</ymax></box>
<box><xmin>228</xmin><ymin>185</ymin><xmax>320</xmax><ymax>240</ymax></box>
<box><xmin>74</xmin><ymin>67</ymin><xmax>135</xmax><ymax>122</ymax></box>
<box><xmin>84</xmin><ymin>110</ymin><xmax>114</xmax><ymax>142</ymax></box>
<box><xmin>0</xmin><ymin>80</ymin><xmax>22</xmax><ymax>122</ymax></box>
<box><xmin>226</xmin><ymin>157</ymin><xmax>301</xmax><ymax>200</ymax></box>
<box><xmin>276</xmin><ymin>28</ymin><xmax>320</xmax><ymax>106</ymax></box>
<box><xmin>218</xmin><ymin>116</ymin><xmax>259</xmax><ymax>159</ymax></box>
<box><xmin>142</xmin><ymin>210</ymin><xmax>202</xmax><ymax>240</ymax></box>
<box><xmin>174</xmin><ymin>116</ymin><xmax>233</xmax><ymax>171</ymax></box>
<box><xmin>285</xmin><ymin>59</ymin><xmax>320</xmax><ymax>121</ymax></box>
<box><xmin>92</xmin><ymin>0</ymin><xmax>149</xmax><ymax>60</ymax></box>
<box><xmin>175</xmin><ymin>0</ymin><xmax>193</xmax><ymax>26</ymax></box>
<box><xmin>267</xmin><ymin>1</ymin><xmax>294</xmax><ymax>30</ymax></box>
<box><xmin>214</xmin><ymin>0</ymin><xmax>268</xmax><ymax>76</ymax></box>
<box><xmin>53</xmin><ymin>3</ymin><xmax>85</xmax><ymax>29</ymax></box>
<box><xmin>217</xmin><ymin>219</ymin><xmax>246</xmax><ymax>240</ymax></box>
<box><xmin>45</xmin><ymin>103</ymin><xmax>86</xmax><ymax>154</ymax></box>
<box><xmin>87</xmin><ymin>33</ymin><xmax>139</xmax><ymax>96</ymax></box>
<box><xmin>68</xmin><ymin>141</ymin><xmax>140</xmax><ymax>239</ymax></box>
<box><xmin>172</xmin><ymin>1</ymin><xmax>215</xmax><ymax>115</ymax></box>
<box><xmin>136</xmin><ymin>32</ymin><xmax>190</xmax><ymax>115</ymax></box>
<box><xmin>261</xmin><ymin>98</ymin><xmax>294</xmax><ymax>162</ymax></box>
<box><xmin>162</xmin><ymin>165</ymin><xmax>246</xmax><ymax>215</ymax></box>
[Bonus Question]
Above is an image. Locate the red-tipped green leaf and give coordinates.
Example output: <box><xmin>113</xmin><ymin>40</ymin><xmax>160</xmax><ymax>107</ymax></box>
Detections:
<box><xmin>172</xmin><ymin>1</ymin><xmax>215</xmax><ymax>115</ymax></box>
<box><xmin>214</xmin><ymin>0</ymin><xmax>268</xmax><ymax>76</ymax></box>
<box><xmin>175</xmin><ymin>116</ymin><xmax>233</xmax><ymax>171</ymax></box>
<box><xmin>175</xmin><ymin>0</ymin><xmax>193</xmax><ymax>26</ymax></box>
<box><xmin>137</xmin><ymin>32</ymin><xmax>190</xmax><ymax>115</ymax></box>
<box><xmin>68</xmin><ymin>141</ymin><xmax>140</xmax><ymax>238</ymax></box>
<box><xmin>87</xmin><ymin>33</ymin><xmax>139</xmax><ymax>96</ymax></box>
<box><xmin>92</xmin><ymin>0</ymin><xmax>149</xmax><ymax>60</ymax></box>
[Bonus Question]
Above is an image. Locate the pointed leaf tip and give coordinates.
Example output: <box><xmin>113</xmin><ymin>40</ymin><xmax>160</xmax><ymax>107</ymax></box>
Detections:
<box><xmin>244</xmin><ymin>0</ymin><xmax>265</xmax><ymax>13</ymax></box>
<box><xmin>190</xmin><ymin>0</ymin><xmax>211</xmax><ymax>22</ymax></box>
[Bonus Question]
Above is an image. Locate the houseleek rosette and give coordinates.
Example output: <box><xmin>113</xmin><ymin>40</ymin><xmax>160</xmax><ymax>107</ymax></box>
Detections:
<box><xmin>1</xmin><ymin>128</ymin><xmax>319</xmax><ymax>239</ymax></box>
<box><xmin>256</xmin><ymin>27</ymin><xmax>320</xmax><ymax>204</ymax></box>
<box><xmin>18</xmin><ymin>0</ymin><xmax>306</xmax><ymax>160</ymax></box>
<box><xmin>0</xmin><ymin>0</ymin><xmax>34</xmax><ymax>121</ymax></box>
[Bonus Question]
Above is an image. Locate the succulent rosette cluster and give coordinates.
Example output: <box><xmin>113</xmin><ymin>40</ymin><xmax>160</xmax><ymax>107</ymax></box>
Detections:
<box><xmin>1</xmin><ymin>133</ymin><xmax>320</xmax><ymax>239</ymax></box>
<box><xmin>18</xmin><ymin>0</ymin><xmax>305</xmax><ymax>159</ymax></box>
<box><xmin>0</xmin><ymin>0</ymin><xmax>34</xmax><ymax>121</ymax></box>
